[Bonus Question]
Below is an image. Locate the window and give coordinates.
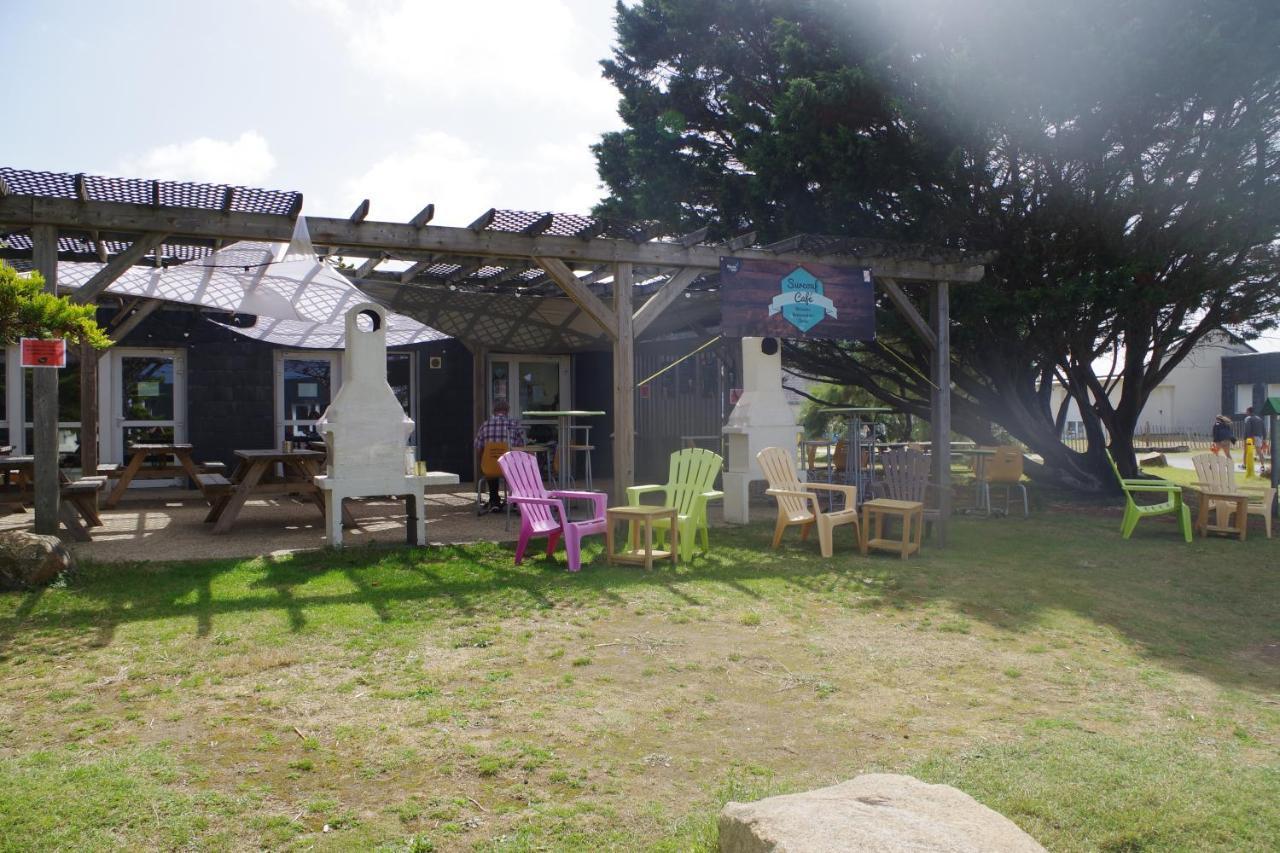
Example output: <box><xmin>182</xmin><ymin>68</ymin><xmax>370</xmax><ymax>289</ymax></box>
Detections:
<box><xmin>23</xmin><ymin>349</ymin><xmax>81</xmax><ymax>468</ymax></box>
<box><xmin>1236</xmin><ymin>384</ymin><xmax>1255</xmax><ymax>414</ymax></box>
<box><xmin>386</xmin><ymin>351</ymin><xmax>416</xmax><ymax>445</ymax></box>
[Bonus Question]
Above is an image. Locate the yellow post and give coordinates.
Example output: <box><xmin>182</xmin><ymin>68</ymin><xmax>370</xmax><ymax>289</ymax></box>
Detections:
<box><xmin>1244</xmin><ymin>438</ymin><xmax>1256</xmax><ymax>478</ymax></box>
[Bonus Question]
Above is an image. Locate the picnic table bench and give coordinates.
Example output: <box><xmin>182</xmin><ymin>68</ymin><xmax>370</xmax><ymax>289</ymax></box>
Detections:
<box><xmin>0</xmin><ymin>455</ymin><xmax>106</xmax><ymax>541</ymax></box>
<box><xmin>204</xmin><ymin>448</ymin><xmax>357</xmax><ymax>535</ymax></box>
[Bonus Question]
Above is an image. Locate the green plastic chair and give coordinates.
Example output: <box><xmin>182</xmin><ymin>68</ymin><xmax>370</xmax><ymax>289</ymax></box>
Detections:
<box><xmin>626</xmin><ymin>448</ymin><xmax>724</xmax><ymax>561</ymax></box>
<box><xmin>1105</xmin><ymin>451</ymin><xmax>1192</xmax><ymax>542</ymax></box>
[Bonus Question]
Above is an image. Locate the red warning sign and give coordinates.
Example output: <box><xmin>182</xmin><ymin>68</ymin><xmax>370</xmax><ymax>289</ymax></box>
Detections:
<box><xmin>20</xmin><ymin>338</ymin><xmax>67</xmax><ymax>368</ymax></box>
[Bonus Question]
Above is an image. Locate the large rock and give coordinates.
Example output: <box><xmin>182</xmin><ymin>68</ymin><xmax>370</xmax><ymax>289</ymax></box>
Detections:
<box><xmin>719</xmin><ymin>773</ymin><xmax>1045</xmax><ymax>853</ymax></box>
<box><xmin>0</xmin><ymin>531</ymin><xmax>75</xmax><ymax>590</ymax></box>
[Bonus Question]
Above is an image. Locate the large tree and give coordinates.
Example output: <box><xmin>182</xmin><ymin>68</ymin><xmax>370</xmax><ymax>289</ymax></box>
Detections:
<box><xmin>594</xmin><ymin>0</ymin><xmax>1280</xmax><ymax>487</ymax></box>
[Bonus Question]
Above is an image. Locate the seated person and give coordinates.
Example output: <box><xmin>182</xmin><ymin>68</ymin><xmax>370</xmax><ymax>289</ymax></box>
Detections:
<box><xmin>474</xmin><ymin>398</ymin><xmax>526</xmax><ymax>512</ymax></box>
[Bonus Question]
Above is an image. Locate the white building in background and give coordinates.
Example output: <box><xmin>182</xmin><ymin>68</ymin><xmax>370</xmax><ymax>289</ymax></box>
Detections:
<box><xmin>1051</xmin><ymin>330</ymin><xmax>1255</xmax><ymax>438</ymax></box>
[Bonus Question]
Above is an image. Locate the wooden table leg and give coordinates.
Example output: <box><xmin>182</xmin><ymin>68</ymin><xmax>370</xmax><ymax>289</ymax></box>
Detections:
<box><xmin>57</xmin><ymin>500</ymin><xmax>91</xmax><ymax>542</ymax></box>
<box><xmin>605</xmin><ymin>513</ymin><xmax>616</xmax><ymax>564</ymax></box>
<box><xmin>104</xmin><ymin>450</ymin><xmax>147</xmax><ymax>509</ymax></box>
<box><xmin>643</xmin><ymin>519</ymin><xmax>654</xmax><ymax>570</ymax></box>
<box><xmin>176</xmin><ymin>449</ymin><xmax>204</xmax><ymax>492</ymax></box>
<box><xmin>211</xmin><ymin>460</ymin><xmax>269</xmax><ymax>534</ymax></box>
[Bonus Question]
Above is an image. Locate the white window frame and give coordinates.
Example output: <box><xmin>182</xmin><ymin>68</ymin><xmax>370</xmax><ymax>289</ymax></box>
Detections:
<box><xmin>99</xmin><ymin>347</ymin><xmax>188</xmax><ymax>466</ymax></box>
<box><xmin>274</xmin><ymin>350</ymin><xmax>342</xmax><ymax>447</ymax></box>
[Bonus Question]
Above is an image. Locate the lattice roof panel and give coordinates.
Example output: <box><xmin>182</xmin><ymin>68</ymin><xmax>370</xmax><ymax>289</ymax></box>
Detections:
<box><xmin>0</xmin><ymin>167</ymin><xmax>301</xmax><ymax>216</ymax></box>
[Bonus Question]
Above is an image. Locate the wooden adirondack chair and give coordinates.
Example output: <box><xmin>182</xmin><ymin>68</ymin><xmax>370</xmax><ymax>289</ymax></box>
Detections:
<box><xmin>1105</xmin><ymin>451</ymin><xmax>1192</xmax><ymax>541</ymax></box>
<box><xmin>626</xmin><ymin>447</ymin><xmax>724</xmax><ymax>561</ymax></box>
<box><xmin>872</xmin><ymin>448</ymin><xmax>940</xmax><ymax>535</ymax></box>
<box><xmin>1192</xmin><ymin>452</ymin><xmax>1274</xmax><ymax>538</ymax></box>
<box><xmin>498</xmin><ymin>451</ymin><xmax>607</xmax><ymax>572</ymax></box>
<box><xmin>757</xmin><ymin>446</ymin><xmax>861</xmax><ymax>558</ymax></box>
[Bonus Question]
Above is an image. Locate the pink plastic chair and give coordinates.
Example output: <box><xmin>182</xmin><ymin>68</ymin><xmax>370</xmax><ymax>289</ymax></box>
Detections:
<box><xmin>499</xmin><ymin>451</ymin><xmax>607</xmax><ymax>572</ymax></box>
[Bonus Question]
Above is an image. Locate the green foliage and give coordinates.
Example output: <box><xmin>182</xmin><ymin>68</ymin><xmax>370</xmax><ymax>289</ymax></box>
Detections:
<box><xmin>595</xmin><ymin>0</ymin><xmax>1280</xmax><ymax>489</ymax></box>
<box><xmin>0</xmin><ymin>262</ymin><xmax>111</xmax><ymax>348</ymax></box>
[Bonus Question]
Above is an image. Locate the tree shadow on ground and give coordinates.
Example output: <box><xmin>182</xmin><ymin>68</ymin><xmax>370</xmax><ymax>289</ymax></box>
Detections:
<box><xmin>0</xmin><ymin>513</ymin><xmax>1275</xmax><ymax>694</ymax></box>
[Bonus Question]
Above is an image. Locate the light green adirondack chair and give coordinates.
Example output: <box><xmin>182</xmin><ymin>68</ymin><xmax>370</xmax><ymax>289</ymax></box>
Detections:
<box><xmin>1105</xmin><ymin>451</ymin><xmax>1192</xmax><ymax>541</ymax></box>
<box><xmin>626</xmin><ymin>448</ymin><xmax>724</xmax><ymax>561</ymax></box>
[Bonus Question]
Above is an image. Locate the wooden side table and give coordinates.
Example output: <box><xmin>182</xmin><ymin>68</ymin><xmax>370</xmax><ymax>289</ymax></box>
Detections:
<box><xmin>606</xmin><ymin>505</ymin><xmax>679</xmax><ymax>569</ymax></box>
<box><xmin>861</xmin><ymin>498</ymin><xmax>924</xmax><ymax>559</ymax></box>
<box><xmin>1195</xmin><ymin>490</ymin><xmax>1250</xmax><ymax>540</ymax></box>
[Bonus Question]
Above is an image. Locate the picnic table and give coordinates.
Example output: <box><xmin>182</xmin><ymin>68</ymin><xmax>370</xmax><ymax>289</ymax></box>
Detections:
<box><xmin>0</xmin><ymin>455</ymin><xmax>105</xmax><ymax>541</ymax></box>
<box><xmin>104</xmin><ymin>443</ymin><xmax>224</xmax><ymax>508</ymax></box>
<box><xmin>205</xmin><ymin>448</ymin><xmax>356</xmax><ymax>535</ymax></box>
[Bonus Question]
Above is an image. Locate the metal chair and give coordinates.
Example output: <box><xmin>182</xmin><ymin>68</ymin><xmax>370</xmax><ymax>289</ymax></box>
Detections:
<box><xmin>979</xmin><ymin>446</ymin><xmax>1029</xmax><ymax>517</ymax></box>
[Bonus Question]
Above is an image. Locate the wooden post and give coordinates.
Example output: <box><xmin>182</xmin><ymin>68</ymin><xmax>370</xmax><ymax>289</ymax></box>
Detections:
<box><xmin>930</xmin><ymin>282</ymin><xmax>952</xmax><ymax>546</ymax></box>
<box><xmin>612</xmin><ymin>263</ymin><xmax>635</xmax><ymax>504</ymax></box>
<box><xmin>79</xmin><ymin>339</ymin><xmax>99</xmax><ymax>477</ymax></box>
<box><xmin>31</xmin><ymin>225</ymin><xmax>60</xmax><ymax>535</ymax></box>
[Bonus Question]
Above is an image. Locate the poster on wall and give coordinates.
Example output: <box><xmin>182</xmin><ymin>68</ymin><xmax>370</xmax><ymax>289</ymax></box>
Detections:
<box><xmin>719</xmin><ymin>258</ymin><xmax>875</xmax><ymax>341</ymax></box>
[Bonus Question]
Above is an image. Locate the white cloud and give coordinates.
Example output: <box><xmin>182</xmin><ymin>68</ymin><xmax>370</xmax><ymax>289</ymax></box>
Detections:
<box><xmin>119</xmin><ymin>131</ymin><xmax>276</xmax><ymax>185</ymax></box>
<box><xmin>337</xmin><ymin>131</ymin><xmax>502</xmax><ymax>225</ymax></box>
<box><xmin>329</xmin><ymin>130</ymin><xmax>605</xmax><ymax>226</ymax></box>
<box><xmin>299</xmin><ymin>0</ymin><xmax>618</xmax><ymax>121</ymax></box>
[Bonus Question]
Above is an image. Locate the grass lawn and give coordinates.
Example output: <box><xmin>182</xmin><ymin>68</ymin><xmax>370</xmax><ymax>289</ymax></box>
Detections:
<box><xmin>1</xmin><ymin>507</ymin><xmax>1277</xmax><ymax>851</ymax></box>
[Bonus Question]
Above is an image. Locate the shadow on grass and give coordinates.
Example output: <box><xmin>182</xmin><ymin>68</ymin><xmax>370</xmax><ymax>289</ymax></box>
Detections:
<box><xmin>0</xmin><ymin>511</ymin><xmax>1276</xmax><ymax>693</ymax></box>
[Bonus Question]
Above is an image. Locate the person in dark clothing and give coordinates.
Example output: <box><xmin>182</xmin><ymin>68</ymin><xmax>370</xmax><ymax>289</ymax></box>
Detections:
<box><xmin>474</xmin><ymin>398</ymin><xmax>526</xmax><ymax>512</ymax></box>
<box><xmin>1211</xmin><ymin>414</ymin><xmax>1236</xmax><ymax>461</ymax></box>
<box><xmin>1243</xmin><ymin>406</ymin><xmax>1266</xmax><ymax>450</ymax></box>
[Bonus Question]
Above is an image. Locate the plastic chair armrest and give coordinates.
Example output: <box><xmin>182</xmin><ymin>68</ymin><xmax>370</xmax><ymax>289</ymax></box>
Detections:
<box><xmin>549</xmin><ymin>489</ymin><xmax>608</xmax><ymax>517</ymax></box>
<box><xmin>701</xmin><ymin>490</ymin><xmax>724</xmax><ymax>501</ymax></box>
<box><xmin>626</xmin><ymin>483</ymin><xmax>667</xmax><ymax>505</ymax></box>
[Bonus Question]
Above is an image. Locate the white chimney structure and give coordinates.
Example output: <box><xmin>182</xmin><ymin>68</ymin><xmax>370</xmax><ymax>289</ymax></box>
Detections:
<box><xmin>315</xmin><ymin>302</ymin><xmax>432</xmax><ymax>547</ymax></box>
<box><xmin>721</xmin><ymin>336</ymin><xmax>801</xmax><ymax>523</ymax></box>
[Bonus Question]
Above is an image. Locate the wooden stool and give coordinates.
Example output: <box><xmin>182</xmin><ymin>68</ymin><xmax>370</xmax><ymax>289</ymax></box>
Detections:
<box><xmin>1195</xmin><ymin>490</ymin><xmax>1250</xmax><ymax>541</ymax></box>
<box><xmin>606</xmin><ymin>504</ymin><xmax>679</xmax><ymax>569</ymax></box>
<box><xmin>860</xmin><ymin>498</ymin><xmax>924</xmax><ymax>559</ymax></box>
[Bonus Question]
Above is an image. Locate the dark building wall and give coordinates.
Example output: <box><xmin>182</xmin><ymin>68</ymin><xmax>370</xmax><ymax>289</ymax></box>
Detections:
<box><xmin>108</xmin><ymin>308</ymin><xmax>275</xmax><ymax>468</ymax></box>
<box><xmin>416</xmin><ymin>340</ymin><xmax>475</xmax><ymax>480</ymax></box>
<box><xmin>573</xmin><ymin>351</ymin><xmax>613</xmax><ymax>479</ymax></box>
<box><xmin>1221</xmin><ymin>353</ymin><xmax>1280</xmax><ymax>415</ymax></box>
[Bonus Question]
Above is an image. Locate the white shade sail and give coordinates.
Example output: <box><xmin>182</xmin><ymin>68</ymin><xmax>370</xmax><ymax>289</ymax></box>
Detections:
<box><xmin>56</xmin><ymin>218</ymin><xmax>448</xmax><ymax>348</ymax></box>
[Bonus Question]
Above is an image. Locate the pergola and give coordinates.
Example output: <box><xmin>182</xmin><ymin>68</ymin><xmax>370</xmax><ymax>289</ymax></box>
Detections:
<box><xmin>0</xmin><ymin>167</ymin><xmax>986</xmax><ymax>544</ymax></box>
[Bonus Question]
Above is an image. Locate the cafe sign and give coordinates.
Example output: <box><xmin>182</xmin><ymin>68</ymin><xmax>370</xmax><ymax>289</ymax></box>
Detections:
<box><xmin>719</xmin><ymin>258</ymin><xmax>874</xmax><ymax>340</ymax></box>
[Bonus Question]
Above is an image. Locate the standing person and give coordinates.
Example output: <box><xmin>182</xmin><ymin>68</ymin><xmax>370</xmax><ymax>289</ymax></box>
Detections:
<box><xmin>474</xmin><ymin>398</ymin><xmax>525</xmax><ymax>512</ymax></box>
<box><xmin>1211</xmin><ymin>414</ymin><xmax>1236</xmax><ymax>461</ymax></box>
<box><xmin>1243</xmin><ymin>405</ymin><xmax>1266</xmax><ymax>458</ymax></box>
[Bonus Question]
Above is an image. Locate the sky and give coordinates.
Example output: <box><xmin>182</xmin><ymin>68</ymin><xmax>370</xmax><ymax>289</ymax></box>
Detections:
<box><xmin>3</xmin><ymin>0</ymin><xmax>626</xmax><ymax>225</ymax></box>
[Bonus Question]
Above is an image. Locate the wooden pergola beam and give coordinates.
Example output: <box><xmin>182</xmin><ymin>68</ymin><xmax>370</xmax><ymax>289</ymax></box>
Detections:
<box><xmin>71</xmin><ymin>231</ymin><xmax>170</xmax><ymax>304</ymax></box>
<box><xmin>878</xmin><ymin>276</ymin><xmax>938</xmax><ymax>351</ymax></box>
<box><xmin>0</xmin><ymin>196</ymin><xmax>986</xmax><ymax>282</ymax></box>
<box><xmin>613</xmin><ymin>262</ymin><xmax>635</xmax><ymax>503</ymax></box>
<box><xmin>631</xmin><ymin>267</ymin><xmax>701</xmax><ymax>336</ymax></box>
<box><xmin>536</xmin><ymin>256</ymin><xmax>619</xmax><ymax>339</ymax></box>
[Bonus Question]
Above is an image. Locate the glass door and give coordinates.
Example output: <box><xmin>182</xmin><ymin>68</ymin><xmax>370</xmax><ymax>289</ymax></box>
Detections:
<box><xmin>105</xmin><ymin>348</ymin><xmax>186</xmax><ymax>483</ymax></box>
<box><xmin>488</xmin><ymin>355</ymin><xmax>570</xmax><ymax>444</ymax></box>
<box><xmin>277</xmin><ymin>352</ymin><xmax>339</xmax><ymax>444</ymax></box>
